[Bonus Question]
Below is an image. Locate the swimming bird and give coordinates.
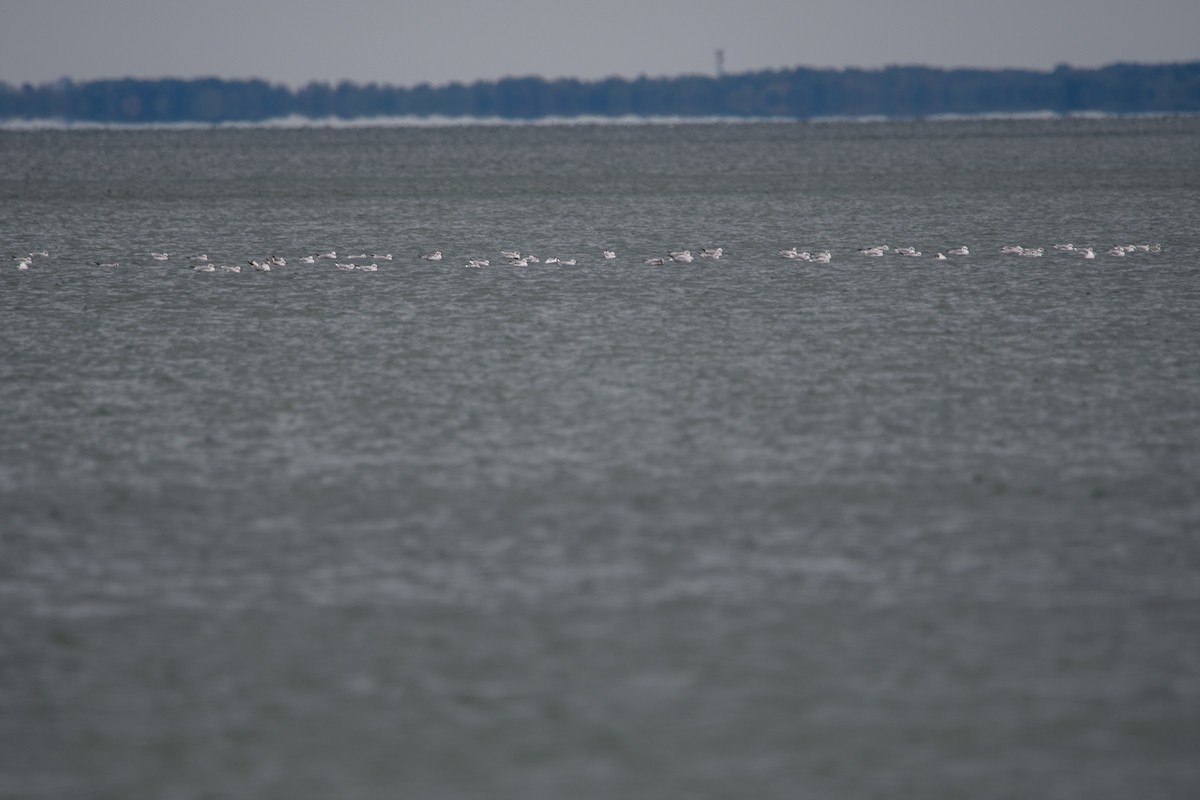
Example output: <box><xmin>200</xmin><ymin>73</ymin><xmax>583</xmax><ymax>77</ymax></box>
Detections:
<box><xmin>193</xmin><ymin>264</ymin><xmax>216</xmax><ymax>273</ymax></box>
<box><xmin>858</xmin><ymin>246</ymin><xmax>886</xmax><ymax>257</ymax></box>
<box><xmin>935</xmin><ymin>252</ymin><xmax>948</xmax><ymax>261</ymax></box>
<box><xmin>948</xmin><ymin>245</ymin><xmax>969</xmax><ymax>256</ymax></box>
<box><xmin>357</xmin><ymin>263</ymin><xmax>379</xmax><ymax>272</ymax></box>
<box><xmin>1000</xmin><ymin>245</ymin><xmax>1024</xmax><ymax>255</ymax></box>
<box><xmin>499</xmin><ymin>250</ymin><xmax>522</xmax><ymax>260</ymax></box>
<box><xmin>150</xmin><ymin>252</ymin><xmax>170</xmax><ymax>261</ymax></box>
<box><xmin>602</xmin><ymin>249</ymin><xmax>616</xmax><ymax>259</ymax></box>
<box><xmin>334</xmin><ymin>262</ymin><xmax>356</xmax><ymax>271</ymax></box>
<box><xmin>421</xmin><ymin>250</ymin><xmax>443</xmax><ymax>261</ymax></box>
<box><xmin>17</xmin><ymin>260</ymin><xmax>29</xmax><ymax>271</ymax></box>
<box><xmin>299</xmin><ymin>255</ymin><xmax>316</xmax><ymax>264</ymax></box>
<box><xmin>222</xmin><ymin>264</ymin><xmax>242</xmax><ymax>273</ymax></box>
<box><xmin>1079</xmin><ymin>247</ymin><xmax>1096</xmax><ymax>259</ymax></box>
<box><xmin>812</xmin><ymin>251</ymin><xmax>832</xmax><ymax>264</ymax></box>
<box><xmin>464</xmin><ymin>258</ymin><xmax>489</xmax><ymax>268</ymax></box>
<box><xmin>1053</xmin><ymin>243</ymin><xmax>1075</xmax><ymax>251</ymax></box>
<box><xmin>186</xmin><ymin>254</ymin><xmax>209</xmax><ymax>262</ymax></box>
<box><xmin>644</xmin><ymin>257</ymin><xmax>665</xmax><ymax>266</ymax></box>
<box><xmin>669</xmin><ymin>250</ymin><xmax>693</xmax><ymax>263</ymax></box>
<box><xmin>269</xmin><ymin>256</ymin><xmax>286</xmax><ymax>266</ymax></box>
<box><xmin>29</xmin><ymin>250</ymin><xmax>49</xmax><ymax>258</ymax></box>
<box><xmin>1021</xmin><ymin>247</ymin><xmax>1045</xmax><ymax>257</ymax></box>
<box><xmin>373</xmin><ymin>253</ymin><xmax>393</xmax><ymax>261</ymax></box>
<box><xmin>249</xmin><ymin>260</ymin><xmax>271</xmax><ymax>271</ymax></box>
<box><xmin>317</xmin><ymin>251</ymin><xmax>337</xmax><ymax>260</ymax></box>
<box><xmin>94</xmin><ymin>261</ymin><xmax>119</xmax><ymax>267</ymax></box>
<box><xmin>700</xmin><ymin>247</ymin><xmax>723</xmax><ymax>259</ymax></box>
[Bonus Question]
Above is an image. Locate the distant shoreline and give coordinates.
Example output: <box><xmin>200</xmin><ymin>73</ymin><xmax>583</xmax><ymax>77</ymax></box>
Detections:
<box><xmin>3</xmin><ymin>63</ymin><xmax>1198</xmax><ymax>124</ymax></box>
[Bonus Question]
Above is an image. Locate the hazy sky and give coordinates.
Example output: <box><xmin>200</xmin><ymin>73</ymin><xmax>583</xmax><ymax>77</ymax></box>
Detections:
<box><xmin>2</xmin><ymin>0</ymin><xmax>1198</xmax><ymax>87</ymax></box>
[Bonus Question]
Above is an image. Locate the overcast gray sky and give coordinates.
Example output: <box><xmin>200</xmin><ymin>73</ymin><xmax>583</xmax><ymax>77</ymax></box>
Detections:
<box><xmin>2</xmin><ymin>0</ymin><xmax>1198</xmax><ymax>87</ymax></box>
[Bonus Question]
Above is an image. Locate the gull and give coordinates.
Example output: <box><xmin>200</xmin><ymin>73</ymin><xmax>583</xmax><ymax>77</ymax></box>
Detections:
<box><xmin>602</xmin><ymin>249</ymin><xmax>616</xmax><ymax>259</ymax></box>
<box><xmin>464</xmin><ymin>258</ymin><xmax>489</xmax><ymax>268</ymax></box>
<box><xmin>222</xmin><ymin>265</ymin><xmax>242</xmax><ymax>273</ymax></box>
<box><xmin>317</xmin><ymin>251</ymin><xmax>337</xmax><ymax>260</ymax></box>
<box><xmin>559</xmin><ymin>258</ymin><xmax>577</xmax><ymax>266</ymax></box>
<box><xmin>1079</xmin><ymin>247</ymin><xmax>1096</xmax><ymax>259</ymax></box>
<box><xmin>893</xmin><ymin>246</ymin><xmax>921</xmax><ymax>257</ymax></box>
<box><xmin>334</xmin><ymin>262</ymin><xmax>357</xmax><ymax>270</ymax></box>
<box><xmin>1000</xmin><ymin>245</ymin><xmax>1024</xmax><ymax>254</ymax></box>
<box><xmin>644</xmin><ymin>257</ymin><xmax>665</xmax><ymax>266</ymax></box>
<box><xmin>249</xmin><ymin>260</ymin><xmax>271</xmax><ymax>271</ymax></box>
<box><xmin>94</xmin><ymin>261</ymin><xmax>119</xmax><ymax>267</ymax></box>
<box><xmin>812</xmin><ymin>251</ymin><xmax>832</xmax><ymax>264</ymax></box>
<box><xmin>510</xmin><ymin>257</ymin><xmax>531</xmax><ymax>266</ymax></box>
<box><xmin>299</xmin><ymin>255</ymin><xmax>316</xmax><ymax>264</ymax></box>
<box><xmin>193</xmin><ymin>263</ymin><xmax>216</xmax><ymax>272</ymax></box>
<box><xmin>948</xmin><ymin>245</ymin><xmax>969</xmax><ymax>256</ymax></box>
<box><xmin>700</xmin><ymin>247</ymin><xmax>723</xmax><ymax>259</ymax></box>
<box><xmin>421</xmin><ymin>250</ymin><xmax>443</xmax><ymax>261</ymax></box>
<box><xmin>14</xmin><ymin>256</ymin><xmax>32</xmax><ymax>267</ymax></box>
<box><xmin>346</xmin><ymin>253</ymin><xmax>368</xmax><ymax>260</ymax></box>
<box><xmin>1107</xmin><ymin>246</ymin><xmax>1127</xmax><ymax>257</ymax></box>
<box><xmin>1021</xmin><ymin>247</ymin><xmax>1045</xmax><ymax>257</ymax></box>
<box><xmin>934</xmin><ymin>253</ymin><xmax>948</xmax><ymax>261</ymax></box>
<box><xmin>357</xmin><ymin>263</ymin><xmax>379</xmax><ymax>272</ymax></box>
<box><xmin>858</xmin><ymin>246</ymin><xmax>886</xmax><ymax>257</ymax></box>
<box><xmin>186</xmin><ymin>254</ymin><xmax>209</xmax><ymax>262</ymax></box>
<box><xmin>669</xmin><ymin>249</ymin><xmax>693</xmax><ymax>263</ymax></box>
<box><xmin>373</xmin><ymin>254</ymin><xmax>393</xmax><ymax>261</ymax></box>
<box><xmin>269</xmin><ymin>256</ymin><xmax>286</xmax><ymax>266</ymax></box>
<box><xmin>1053</xmin><ymin>243</ymin><xmax>1075</xmax><ymax>251</ymax></box>
<box><xmin>500</xmin><ymin>250</ymin><xmax>521</xmax><ymax>260</ymax></box>
<box><xmin>28</xmin><ymin>250</ymin><xmax>49</xmax><ymax>258</ymax></box>
<box><xmin>17</xmin><ymin>260</ymin><xmax>29</xmax><ymax>271</ymax></box>
<box><xmin>150</xmin><ymin>252</ymin><xmax>170</xmax><ymax>261</ymax></box>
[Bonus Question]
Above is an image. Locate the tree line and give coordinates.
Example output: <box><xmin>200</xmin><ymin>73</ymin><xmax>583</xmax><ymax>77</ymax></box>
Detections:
<box><xmin>2</xmin><ymin>62</ymin><xmax>1198</xmax><ymax>123</ymax></box>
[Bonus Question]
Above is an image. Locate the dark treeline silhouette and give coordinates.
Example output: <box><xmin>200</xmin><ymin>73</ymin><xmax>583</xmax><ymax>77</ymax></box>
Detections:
<box><xmin>3</xmin><ymin>63</ymin><xmax>1199</xmax><ymax>123</ymax></box>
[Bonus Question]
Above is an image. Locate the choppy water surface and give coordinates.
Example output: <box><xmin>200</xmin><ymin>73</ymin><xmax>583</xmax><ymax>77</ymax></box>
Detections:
<box><xmin>2</xmin><ymin>118</ymin><xmax>1199</xmax><ymax>799</ymax></box>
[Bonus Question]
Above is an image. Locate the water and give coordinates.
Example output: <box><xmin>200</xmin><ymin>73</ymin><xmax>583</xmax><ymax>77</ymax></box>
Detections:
<box><xmin>2</xmin><ymin>118</ymin><xmax>1199</xmax><ymax>799</ymax></box>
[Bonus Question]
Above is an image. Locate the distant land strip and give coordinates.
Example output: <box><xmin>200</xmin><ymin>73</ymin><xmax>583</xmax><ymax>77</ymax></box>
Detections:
<box><xmin>3</xmin><ymin>62</ymin><xmax>1199</xmax><ymax>123</ymax></box>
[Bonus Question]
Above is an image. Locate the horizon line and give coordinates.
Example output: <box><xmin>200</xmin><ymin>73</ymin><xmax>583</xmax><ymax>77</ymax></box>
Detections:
<box><xmin>7</xmin><ymin>58</ymin><xmax>1198</xmax><ymax>92</ymax></box>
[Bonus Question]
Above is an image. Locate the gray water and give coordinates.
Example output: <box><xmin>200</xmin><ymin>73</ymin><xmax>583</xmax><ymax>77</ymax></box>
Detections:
<box><xmin>2</xmin><ymin>118</ymin><xmax>1199</xmax><ymax>799</ymax></box>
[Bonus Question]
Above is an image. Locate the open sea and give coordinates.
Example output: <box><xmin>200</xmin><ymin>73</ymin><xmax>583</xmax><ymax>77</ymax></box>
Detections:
<box><xmin>2</xmin><ymin>116</ymin><xmax>1199</xmax><ymax>799</ymax></box>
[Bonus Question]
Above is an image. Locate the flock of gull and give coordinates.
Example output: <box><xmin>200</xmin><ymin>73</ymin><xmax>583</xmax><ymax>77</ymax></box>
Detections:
<box><xmin>5</xmin><ymin>242</ymin><xmax>1164</xmax><ymax>273</ymax></box>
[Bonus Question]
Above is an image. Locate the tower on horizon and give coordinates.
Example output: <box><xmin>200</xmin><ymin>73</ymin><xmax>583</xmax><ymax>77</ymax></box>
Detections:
<box><xmin>715</xmin><ymin>49</ymin><xmax>725</xmax><ymax>77</ymax></box>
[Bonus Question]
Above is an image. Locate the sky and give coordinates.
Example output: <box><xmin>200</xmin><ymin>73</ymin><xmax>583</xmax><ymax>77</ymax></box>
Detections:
<box><xmin>2</xmin><ymin>0</ymin><xmax>1198</xmax><ymax>88</ymax></box>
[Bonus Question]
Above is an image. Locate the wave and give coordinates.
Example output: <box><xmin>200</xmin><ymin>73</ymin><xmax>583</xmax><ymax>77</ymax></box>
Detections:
<box><xmin>0</xmin><ymin>110</ymin><xmax>1192</xmax><ymax>131</ymax></box>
